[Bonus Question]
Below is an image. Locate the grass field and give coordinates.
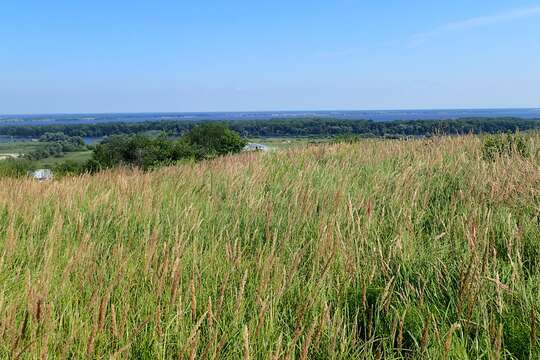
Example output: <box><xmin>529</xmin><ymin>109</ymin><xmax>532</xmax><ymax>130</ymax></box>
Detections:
<box><xmin>0</xmin><ymin>134</ymin><xmax>539</xmax><ymax>358</ymax></box>
<box><xmin>0</xmin><ymin>141</ymin><xmax>92</xmax><ymax>170</ymax></box>
<box><xmin>34</xmin><ymin>150</ymin><xmax>93</xmax><ymax>168</ymax></box>
<box><xmin>248</xmin><ymin>137</ymin><xmax>329</xmax><ymax>150</ymax></box>
<box><xmin>0</xmin><ymin>141</ymin><xmax>45</xmax><ymax>156</ymax></box>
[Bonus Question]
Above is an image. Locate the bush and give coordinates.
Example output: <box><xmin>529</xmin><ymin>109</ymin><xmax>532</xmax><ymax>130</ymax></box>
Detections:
<box><xmin>89</xmin><ymin>125</ymin><xmax>247</xmax><ymax>170</ymax></box>
<box><xmin>0</xmin><ymin>159</ymin><xmax>34</xmax><ymax>177</ymax></box>
<box><xmin>331</xmin><ymin>134</ymin><xmax>362</xmax><ymax>144</ymax></box>
<box><xmin>482</xmin><ymin>132</ymin><xmax>530</xmax><ymax>160</ymax></box>
<box><xmin>25</xmin><ymin>133</ymin><xmax>87</xmax><ymax>161</ymax></box>
<box><xmin>91</xmin><ymin>134</ymin><xmax>179</xmax><ymax>170</ymax></box>
<box><xmin>52</xmin><ymin>161</ymin><xmax>88</xmax><ymax>177</ymax></box>
<box><xmin>184</xmin><ymin>123</ymin><xmax>247</xmax><ymax>159</ymax></box>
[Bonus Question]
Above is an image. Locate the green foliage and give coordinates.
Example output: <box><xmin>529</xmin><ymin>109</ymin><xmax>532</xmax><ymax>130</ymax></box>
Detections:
<box><xmin>51</xmin><ymin>160</ymin><xmax>88</xmax><ymax>177</ymax></box>
<box><xmin>90</xmin><ymin>125</ymin><xmax>246</xmax><ymax>170</ymax></box>
<box><xmin>0</xmin><ymin>157</ymin><xmax>90</xmax><ymax>179</ymax></box>
<box><xmin>39</xmin><ymin>132</ymin><xmax>85</xmax><ymax>146</ymax></box>
<box><xmin>482</xmin><ymin>132</ymin><xmax>530</xmax><ymax>160</ymax></box>
<box><xmin>330</xmin><ymin>133</ymin><xmax>364</xmax><ymax>144</ymax></box>
<box><xmin>503</xmin><ymin>315</ymin><xmax>531</xmax><ymax>359</ymax></box>
<box><xmin>0</xmin><ymin>158</ymin><xmax>34</xmax><ymax>177</ymax></box>
<box><xmin>184</xmin><ymin>123</ymin><xmax>247</xmax><ymax>159</ymax></box>
<box><xmin>92</xmin><ymin>134</ymin><xmax>175</xmax><ymax>170</ymax></box>
<box><xmin>24</xmin><ymin>132</ymin><xmax>87</xmax><ymax>161</ymax></box>
<box><xmin>1</xmin><ymin>117</ymin><xmax>539</xmax><ymax>138</ymax></box>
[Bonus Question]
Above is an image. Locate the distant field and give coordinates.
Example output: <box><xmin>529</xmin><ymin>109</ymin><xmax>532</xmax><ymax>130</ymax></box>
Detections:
<box><xmin>0</xmin><ymin>141</ymin><xmax>45</xmax><ymax>156</ymax></box>
<box><xmin>0</xmin><ymin>141</ymin><xmax>92</xmax><ymax>169</ymax></box>
<box><xmin>34</xmin><ymin>150</ymin><xmax>93</xmax><ymax>167</ymax></box>
<box><xmin>0</xmin><ymin>137</ymin><xmax>315</xmax><ymax>170</ymax></box>
<box><xmin>249</xmin><ymin>137</ymin><xmax>329</xmax><ymax>149</ymax></box>
<box><xmin>0</xmin><ymin>134</ymin><xmax>539</xmax><ymax>358</ymax></box>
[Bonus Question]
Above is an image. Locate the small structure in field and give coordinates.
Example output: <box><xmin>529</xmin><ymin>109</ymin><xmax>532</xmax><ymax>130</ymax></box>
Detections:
<box><xmin>244</xmin><ymin>143</ymin><xmax>269</xmax><ymax>152</ymax></box>
<box><xmin>0</xmin><ymin>153</ymin><xmax>20</xmax><ymax>161</ymax></box>
<box><xmin>29</xmin><ymin>169</ymin><xmax>53</xmax><ymax>181</ymax></box>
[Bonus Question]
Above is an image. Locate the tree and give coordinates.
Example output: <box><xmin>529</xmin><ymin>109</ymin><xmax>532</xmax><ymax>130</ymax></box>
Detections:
<box><xmin>91</xmin><ymin>134</ymin><xmax>173</xmax><ymax>169</ymax></box>
<box><xmin>89</xmin><ymin>125</ymin><xmax>247</xmax><ymax>170</ymax></box>
<box><xmin>183</xmin><ymin>123</ymin><xmax>247</xmax><ymax>159</ymax></box>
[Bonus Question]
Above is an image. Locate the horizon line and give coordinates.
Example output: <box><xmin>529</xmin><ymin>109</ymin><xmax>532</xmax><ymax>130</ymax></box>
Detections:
<box><xmin>2</xmin><ymin>106</ymin><xmax>540</xmax><ymax>118</ymax></box>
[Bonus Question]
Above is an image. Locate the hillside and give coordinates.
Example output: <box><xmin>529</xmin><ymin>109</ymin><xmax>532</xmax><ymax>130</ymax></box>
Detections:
<box><xmin>0</xmin><ymin>135</ymin><xmax>539</xmax><ymax>358</ymax></box>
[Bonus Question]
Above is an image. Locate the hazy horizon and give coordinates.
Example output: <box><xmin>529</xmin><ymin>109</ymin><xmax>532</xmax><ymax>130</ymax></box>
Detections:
<box><xmin>2</xmin><ymin>106</ymin><xmax>540</xmax><ymax>118</ymax></box>
<box><xmin>2</xmin><ymin>108</ymin><xmax>540</xmax><ymax>129</ymax></box>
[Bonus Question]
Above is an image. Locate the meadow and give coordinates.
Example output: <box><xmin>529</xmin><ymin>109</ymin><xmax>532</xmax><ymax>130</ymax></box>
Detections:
<box><xmin>0</xmin><ymin>134</ymin><xmax>539</xmax><ymax>359</ymax></box>
<box><xmin>32</xmin><ymin>150</ymin><xmax>93</xmax><ymax>168</ymax></box>
<box><xmin>0</xmin><ymin>141</ymin><xmax>44</xmax><ymax>158</ymax></box>
<box><xmin>0</xmin><ymin>140</ymin><xmax>92</xmax><ymax>169</ymax></box>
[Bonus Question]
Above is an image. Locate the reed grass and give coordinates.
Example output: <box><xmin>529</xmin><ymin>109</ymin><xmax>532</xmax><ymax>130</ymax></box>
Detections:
<box><xmin>0</xmin><ymin>134</ymin><xmax>539</xmax><ymax>359</ymax></box>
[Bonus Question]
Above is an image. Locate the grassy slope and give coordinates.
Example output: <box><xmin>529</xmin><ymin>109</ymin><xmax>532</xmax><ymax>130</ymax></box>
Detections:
<box><xmin>0</xmin><ymin>135</ymin><xmax>539</xmax><ymax>359</ymax></box>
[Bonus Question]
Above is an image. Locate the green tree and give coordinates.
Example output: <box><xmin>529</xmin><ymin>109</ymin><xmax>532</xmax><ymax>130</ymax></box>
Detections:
<box><xmin>183</xmin><ymin>123</ymin><xmax>247</xmax><ymax>159</ymax></box>
<box><xmin>89</xmin><ymin>125</ymin><xmax>247</xmax><ymax>170</ymax></box>
<box><xmin>91</xmin><ymin>134</ymin><xmax>174</xmax><ymax>169</ymax></box>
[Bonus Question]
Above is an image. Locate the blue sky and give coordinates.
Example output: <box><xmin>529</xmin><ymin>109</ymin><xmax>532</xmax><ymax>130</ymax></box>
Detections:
<box><xmin>1</xmin><ymin>0</ymin><xmax>539</xmax><ymax>114</ymax></box>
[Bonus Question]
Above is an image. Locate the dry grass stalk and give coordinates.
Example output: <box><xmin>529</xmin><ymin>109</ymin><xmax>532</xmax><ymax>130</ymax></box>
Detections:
<box><xmin>242</xmin><ymin>325</ymin><xmax>250</xmax><ymax>360</ymax></box>
<box><xmin>216</xmin><ymin>273</ymin><xmax>230</xmax><ymax>319</ymax></box>
<box><xmin>235</xmin><ymin>270</ymin><xmax>249</xmax><ymax>320</ymax></box>
<box><xmin>271</xmin><ymin>334</ymin><xmax>283</xmax><ymax>360</ymax></box>
<box><xmin>444</xmin><ymin>323</ymin><xmax>461</xmax><ymax>359</ymax></box>
<box><xmin>111</xmin><ymin>304</ymin><xmax>119</xmax><ymax>339</ymax></box>
<box><xmin>190</xmin><ymin>271</ymin><xmax>197</xmax><ymax>321</ymax></box>
<box><xmin>212</xmin><ymin>333</ymin><xmax>229</xmax><ymax>359</ymax></box>
<box><xmin>110</xmin><ymin>317</ymin><xmax>151</xmax><ymax>360</ymax></box>
<box><xmin>207</xmin><ymin>297</ymin><xmax>214</xmax><ymax>332</ymax></box>
<box><xmin>420</xmin><ymin>318</ymin><xmax>430</xmax><ymax>353</ymax></box>
<box><xmin>300</xmin><ymin>317</ymin><xmax>317</xmax><ymax>360</ymax></box>
<box><xmin>494</xmin><ymin>323</ymin><xmax>503</xmax><ymax>360</ymax></box>
<box><xmin>181</xmin><ymin>311</ymin><xmax>208</xmax><ymax>357</ymax></box>
<box><xmin>11</xmin><ymin>310</ymin><xmax>29</xmax><ymax>357</ymax></box>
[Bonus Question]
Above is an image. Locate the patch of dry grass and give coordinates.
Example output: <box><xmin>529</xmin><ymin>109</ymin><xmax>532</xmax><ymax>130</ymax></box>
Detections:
<box><xmin>0</xmin><ymin>134</ymin><xmax>539</xmax><ymax>358</ymax></box>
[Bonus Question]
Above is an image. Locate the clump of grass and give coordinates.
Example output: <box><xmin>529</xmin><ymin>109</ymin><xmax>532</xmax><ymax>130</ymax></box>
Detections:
<box><xmin>0</xmin><ymin>133</ymin><xmax>538</xmax><ymax>358</ymax></box>
<box><xmin>482</xmin><ymin>132</ymin><xmax>530</xmax><ymax>160</ymax></box>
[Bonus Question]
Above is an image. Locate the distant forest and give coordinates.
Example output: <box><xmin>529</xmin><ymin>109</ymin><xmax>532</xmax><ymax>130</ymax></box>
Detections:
<box><xmin>1</xmin><ymin>117</ymin><xmax>539</xmax><ymax>138</ymax></box>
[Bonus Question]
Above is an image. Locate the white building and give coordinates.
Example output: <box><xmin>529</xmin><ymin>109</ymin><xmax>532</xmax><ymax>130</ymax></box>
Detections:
<box><xmin>30</xmin><ymin>169</ymin><xmax>53</xmax><ymax>181</ymax></box>
<box><xmin>244</xmin><ymin>143</ymin><xmax>269</xmax><ymax>152</ymax></box>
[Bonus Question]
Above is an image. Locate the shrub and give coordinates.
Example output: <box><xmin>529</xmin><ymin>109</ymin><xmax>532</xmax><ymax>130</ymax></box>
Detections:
<box><xmin>91</xmin><ymin>134</ymin><xmax>178</xmax><ymax>170</ymax></box>
<box><xmin>52</xmin><ymin>160</ymin><xmax>88</xmax><ymax>177</ymax></box>
<box><xmin>89</xmin><ymin>125</ymin><xmax>247</xmax><ymax>170</ymax></box>
<box><xmin>184</xmin><ymin>123</ymin><xmax>247</xmax><ymax>159</ymax></box>
<box><xmin>482</xmin><ymin>132</ymin><xmax>530</xmax><ymax>160</ymax></box>
<box><xmin>25</xmin><ymin>133</ymin><xmax>86</xmax><ymax>161</ymax></box>
<box><xmin>331</xmin><ymin>134</ymin><xmax>362</xmax><ymax>144</ymax></box>
<box><xmin>0</xmin><ymin>158</ymin><xmax>34</xmax><ymax>177</ymax></box>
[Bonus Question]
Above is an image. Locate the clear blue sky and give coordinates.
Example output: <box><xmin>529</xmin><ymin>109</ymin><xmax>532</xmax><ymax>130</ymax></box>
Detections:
<box><xmin>1</xmin><ymin>0</ymin><xmax>539</xmax><ymax>114</ymax></box>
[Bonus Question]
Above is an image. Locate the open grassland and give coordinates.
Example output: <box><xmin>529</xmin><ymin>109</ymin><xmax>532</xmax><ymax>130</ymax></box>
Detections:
<box><xmin>248</xmin><ymin>137</ymin><xmax>328</xmax><ymax>149</ymax></box>
<box><xmin>0</xmin><ymin>141</ymin><xmax>44</xmax><ymax>157</ymax></box>
<box><xmin>0</xmin><ymin>141</ymin><xmax>92</xmax><ymax>166</ymax></box>
<box><xmin>34</xmin><ymin>150</ymin><xmax>93</xmax><ymax>168</ymax></box>
<box><xmin>0</xmin><ymin>134</ymin><xmax>539</xmax><ymax>359</ymax></box>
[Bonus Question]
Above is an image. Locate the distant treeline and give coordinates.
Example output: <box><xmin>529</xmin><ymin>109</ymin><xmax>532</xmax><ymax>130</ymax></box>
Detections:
<box><xmin>24</xmin><ymin>132</ymin><xmax>87</xmax><ymax>161</ymax></box>
<box><xmin>0</xmin><ymin>117</ymin><xmax>539</xmax><ymax>138</ymax></box>
<box><xmin>0</xmin><ymin>123</ymin><xmax>247</xmax><ymax>177</ymax></box>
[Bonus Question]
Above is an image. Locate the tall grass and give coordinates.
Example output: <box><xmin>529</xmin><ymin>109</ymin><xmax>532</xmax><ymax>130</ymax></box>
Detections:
<box><xmin>0</xmin><ymin>134</ymin><xmax>539</xmax><ymax>359</ymax></box>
